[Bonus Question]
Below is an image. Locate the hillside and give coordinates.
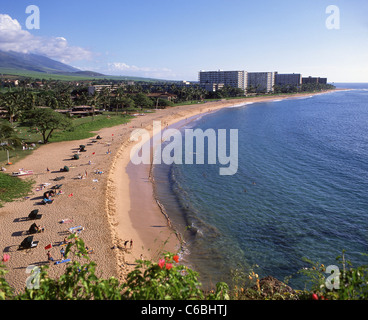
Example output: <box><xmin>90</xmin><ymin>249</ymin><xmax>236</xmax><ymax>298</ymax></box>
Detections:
<box><xmin>0</xmin><ymin>50</ymin><xmax>168</xmax><ymax>82</ymax></box>
<box><xmin>0</xmin><ymin>50</ymin><xmax>81</xmax><ymax>73</ymax></box>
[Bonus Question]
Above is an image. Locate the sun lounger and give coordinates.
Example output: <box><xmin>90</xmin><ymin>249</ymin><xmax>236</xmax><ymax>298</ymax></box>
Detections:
<box><xmin>18</xmin><ymin>236</ymin><xmax>39</xmax><ymax>250</ymax></box>
<box><xmin>53</xmin><ymin>176</ymin><xmax>65</xmax><ymax>181</ymax></box>
<box><xmin>28</xmin><ymin>210</ymin><xmax>42</xmax><ymax>220</ymax></box>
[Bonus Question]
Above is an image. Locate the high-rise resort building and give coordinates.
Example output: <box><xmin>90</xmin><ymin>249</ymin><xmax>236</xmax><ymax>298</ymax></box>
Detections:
<box><xmin>274</xmin><ymin>73</ymin><xmax>302</xmax><ymax>87</ymax></box>
<box><xmin>247</xmin><ymin>72</ymin><xmax>275</xmax><ymax>93</ymax></box>
<box><xmin>199</xmin><ymin>70</ymin><xmax>247</xmax><ymax>92</ymax></box>
<box><xmin>302</xmin><ymin>76</ymin><xmax>328</xmax><ymax>84</ymax></box>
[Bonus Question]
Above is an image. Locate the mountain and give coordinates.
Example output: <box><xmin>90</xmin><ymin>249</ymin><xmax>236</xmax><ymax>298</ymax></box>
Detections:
<box><xmin>0</xmin><ymin>50</ymin><xmax>82</xmax><ymax>74</ymax></box>
<box><xmin>0</xmin><ymin>50</ymin><xmax>167</xmax><ymax>82</ymax></box>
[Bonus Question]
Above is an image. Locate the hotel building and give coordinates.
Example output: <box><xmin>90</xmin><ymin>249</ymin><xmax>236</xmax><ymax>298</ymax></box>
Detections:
<box><xmin>274</xmin><ymin>73</ymin><xmax>303</xmax><ymax>87</ymax></box>
<box><xmin>199</xmin><ymin>70</ymin><xmax>247</xmax><ymax>91</ymax></box>
<box><xmin>247</xmin><ymin>72</ymin><xmax>275</xmax><ymax>93</ymax></box>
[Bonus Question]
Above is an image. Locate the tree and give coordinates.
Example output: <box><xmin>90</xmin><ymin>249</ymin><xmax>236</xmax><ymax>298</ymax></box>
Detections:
<box><xmin>0</xmin><ymin>91</ymin><xmax>24</xmax><ymax>124</ymax></box>
<box><xmin>26</xmin><ymin>108</ymin><xmax>72</xmax><ymax>144</ymax></box>
<box><xmin>132</xmin><ymin>93</ymin><xmax>153</xmax><ymax>108</ymax></box>
<box><xmin>0</xmin><ymin>121</ymin><xmax>22</xmax><ymax>151</ymax></box>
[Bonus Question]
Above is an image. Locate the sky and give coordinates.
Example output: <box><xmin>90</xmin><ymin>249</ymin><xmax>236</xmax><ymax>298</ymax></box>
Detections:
<box><xmin>0</xmin><ymin>0</ymin><xmax>367</xmax><ymax>82</ymax></box>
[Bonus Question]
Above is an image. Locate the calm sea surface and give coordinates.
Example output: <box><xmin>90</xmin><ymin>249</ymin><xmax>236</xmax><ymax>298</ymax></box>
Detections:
<box><xmin>153</xmin><ymin>84</ymin><xmax>368</xmax><ymax>289</ymax></box>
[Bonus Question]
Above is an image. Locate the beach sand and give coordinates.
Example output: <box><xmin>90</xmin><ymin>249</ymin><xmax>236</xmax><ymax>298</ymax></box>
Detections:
<box><xmin>0</xmin><ymin>91</ymin><xmax>338</xmax><ymax>293</ymax></box>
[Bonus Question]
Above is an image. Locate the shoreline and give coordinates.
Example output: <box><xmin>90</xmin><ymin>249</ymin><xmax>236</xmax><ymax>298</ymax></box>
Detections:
<box><xmin>108</xmin><ymin>89</ymin><xmax>343</xmax><ymax>283</ymax></box>
<box><xmin>0</xmin><ymin>90</ymin><xmax>340</xmax><ymax>292</ymax></box>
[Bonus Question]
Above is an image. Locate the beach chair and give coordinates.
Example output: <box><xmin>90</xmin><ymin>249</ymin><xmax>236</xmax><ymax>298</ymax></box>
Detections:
<box><xmin>18</xmin><ymin>236</ymin><xmax>39</xmax><ymax>250</ymax></box>
<box><xmin>53</xmin><ymin>176</ymin><xmax>65</xmax><ymax>181</ymax></box>
<box><xmin>28</xmin><ymin>209</ymin><xmax>42</xmax><ymax>220</ymax></box>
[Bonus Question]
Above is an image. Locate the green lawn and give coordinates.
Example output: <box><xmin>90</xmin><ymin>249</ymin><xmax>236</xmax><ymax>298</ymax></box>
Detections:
<box><xmin>0</xmin><ymin>172</ymin><xmax>34</xmax><ymax>207</ymax></box>
<box><xmin>49</xmin><ymin>113</ymin><xmax>134</xmax><ymax>142</ymax></box>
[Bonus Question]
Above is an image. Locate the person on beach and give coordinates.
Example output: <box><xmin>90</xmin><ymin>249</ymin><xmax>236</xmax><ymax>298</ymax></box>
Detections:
<box><xmin>47</xmin><ymin>251</ymin><xmax>54</xmax><ymax>263</ymax></box>
<box><xmin>35</xmin><ymin>224</ymin><xmax>45</xmax><ymax>233</ymax></box>
<box><xmin>130</xmin><ymin>239</ymin><xmax>133</xmax><ymax>249</ymax></box>
<box><xmin>60</xmin><ymin>247</ymin><xmax>65</xmax><ymax>260</ymax></box>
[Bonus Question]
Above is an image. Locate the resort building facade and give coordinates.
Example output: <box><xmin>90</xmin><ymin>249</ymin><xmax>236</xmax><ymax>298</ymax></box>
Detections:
<box><xmin>198</xmin><ymin>70</ymin><xmax>328</xmax><ymax>92</ymax></box>
<box><xmin>274</xmin><ymin>73</ymin><xmax>303</xmax><ymax>87</ymax></box>
<box><xmin>247</xmin><ymin>72</ymin><xmax>275</xmax><ymax>93</ymax></box>
<box><xmin>302</xmin><ymin>76</ymin><xmax>328</xmax><ymax>84</ymax></box>
<box><xmin>199</xmin><ymin>70</ymin><xmax>247</xmax><ymax>91</ymax></box>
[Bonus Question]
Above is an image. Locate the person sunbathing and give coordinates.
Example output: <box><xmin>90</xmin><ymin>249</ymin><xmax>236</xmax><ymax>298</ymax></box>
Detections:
<box><xmin>30</xmin><ymin>223</ymin><xmax>45</xmax><ymax>233</ymax></box>
<box><xmin>43</xmin><ymin>190</ymin><xmax>54</xmax><ymax>204</ymax></box>
<box><xmin>35</xmin><ymin>224</ymin><xmax>45</xmax><ymax>233</ymax></box>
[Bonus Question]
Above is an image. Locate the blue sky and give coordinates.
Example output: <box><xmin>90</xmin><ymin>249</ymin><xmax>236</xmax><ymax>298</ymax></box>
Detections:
<box><xmin>0</xmin><ymin>0</ymin><xmax>367</xmax><ymax>82</ymax></box>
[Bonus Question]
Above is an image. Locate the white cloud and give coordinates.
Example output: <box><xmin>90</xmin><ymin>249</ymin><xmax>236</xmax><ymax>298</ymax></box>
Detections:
<box><xmin>0</xmin><ymin>14</ymin><xmax>93</xmax><ymax>63</ymax></box>
<box><xmin>107</xmin><ymin>62</ymin><xmax>175</xmax><ymax>79</ymax></box>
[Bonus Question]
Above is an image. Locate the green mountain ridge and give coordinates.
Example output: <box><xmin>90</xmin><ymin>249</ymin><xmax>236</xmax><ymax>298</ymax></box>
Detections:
<box><xmin>0</xmin><ymin>50</ymin><xmax>169</xmax><ymax>82</ymax></box>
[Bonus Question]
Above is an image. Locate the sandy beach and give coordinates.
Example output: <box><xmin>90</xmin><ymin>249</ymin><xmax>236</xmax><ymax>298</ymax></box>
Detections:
<box><xmin>0</xmin><ymin>91</ymin><xmax>338</xmax><ymax>293</ymax></box>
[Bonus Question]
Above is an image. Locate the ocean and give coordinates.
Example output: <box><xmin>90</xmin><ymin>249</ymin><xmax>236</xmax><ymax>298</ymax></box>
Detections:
<box><xmin>153</xmin><ymin>84</ymin><xmax>368</xmax><ymax>290</ymax></box>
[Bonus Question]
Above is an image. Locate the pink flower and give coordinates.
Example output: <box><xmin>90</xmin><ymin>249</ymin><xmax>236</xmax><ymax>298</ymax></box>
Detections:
<box><xmin>312</xmin><ymin>293</ymin><xmax>319</xmax><ymax>300</ymax></box>
<box><xmin>158</xmin><ymin>259</ymin><xmax>165</xmax><ymax>269</ymax></box>
<box><xmin>165</xmin><ymin>263</ymin><xmax>173</xmax><ymax>270</ymax></box>
<box><xmin>173</xmin><ymin>255</ymin><xmax>179</xmax><ymax>263</ymax></box>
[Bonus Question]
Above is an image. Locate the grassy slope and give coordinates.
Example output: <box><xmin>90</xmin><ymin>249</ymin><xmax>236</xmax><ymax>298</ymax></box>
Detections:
<box><xmin>0</xmin><ymin>172</ymin><xmax>34</xmax><ymax>207</ymax></box>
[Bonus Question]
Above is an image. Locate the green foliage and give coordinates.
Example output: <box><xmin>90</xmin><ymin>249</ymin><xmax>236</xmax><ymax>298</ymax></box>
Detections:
<box><xmin>0</xmin><ymin>172</ymin><xmax>34</xmax><ymax>207</ymax></box>
<box><xmin>1</xmin><ymin>235</ymin><xmax>229</xmax><ymax>300</ymax></box>
<box><xmin>0</xmin><ymin>120</ymin><xmax>22</xmax><ymax>151</ymax></box>
<box><xmin>0</xmin><ymin>263</ymin><xmax>14</xmax><ymax>300</ymax></box>
<box><xmin>25</xmin><ymin>108</ymin><xmax>72</xmax><ymax>144</ymax></box>
<box><xmin>121</xmin><ymin>252</ymin><xmax>206</xmax><ymax>300</ymax></box>
<box><xmin>49</xmin><ymin>114</ymin><xmax>133</xmax><ymax>142</ymax></box>
<box><xmin>18</xmin><ymin>235</ymin><xmax>122</xmax><ymax>300</ymax></box>
<box><xmin>297</xmin><ymin>250</ymin><xmax>368</xmax><ymax>300</ymax></box>
<box><xmin>1</xmin><ymin>239</ymin><xmax>368</xmax><ymax>301</ymax></box>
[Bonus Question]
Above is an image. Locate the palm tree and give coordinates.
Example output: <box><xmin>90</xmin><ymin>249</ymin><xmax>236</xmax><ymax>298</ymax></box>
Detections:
<box><xmin>1</xmin><ymin>91</ymin><xmax>23</xmax><ymax>125</ymax></box>
<box><xmin>0</xmin><ymin>120</ymin><xmax>22</xmax><ymax>152</ymax></box>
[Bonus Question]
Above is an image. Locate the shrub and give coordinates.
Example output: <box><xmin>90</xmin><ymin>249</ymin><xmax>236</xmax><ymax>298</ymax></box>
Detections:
<box><xmin>1</xmin><ymin>235</ymin><xmax>229</xmax><ymax>300</ymax></box>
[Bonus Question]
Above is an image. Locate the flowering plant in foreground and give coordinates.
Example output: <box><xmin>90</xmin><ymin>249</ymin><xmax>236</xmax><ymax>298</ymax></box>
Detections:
<box><xmin>122</xmin><ymin>252</ymin><xmax>229</xmax><ymax>300</ymax></box>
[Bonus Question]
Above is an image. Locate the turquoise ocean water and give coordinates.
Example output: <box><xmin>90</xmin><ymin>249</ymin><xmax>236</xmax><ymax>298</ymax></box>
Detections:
<box><xmin>153</xmin><ymin>84</ymin><xmax>368</xmax><ymax>289</ymax></box>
